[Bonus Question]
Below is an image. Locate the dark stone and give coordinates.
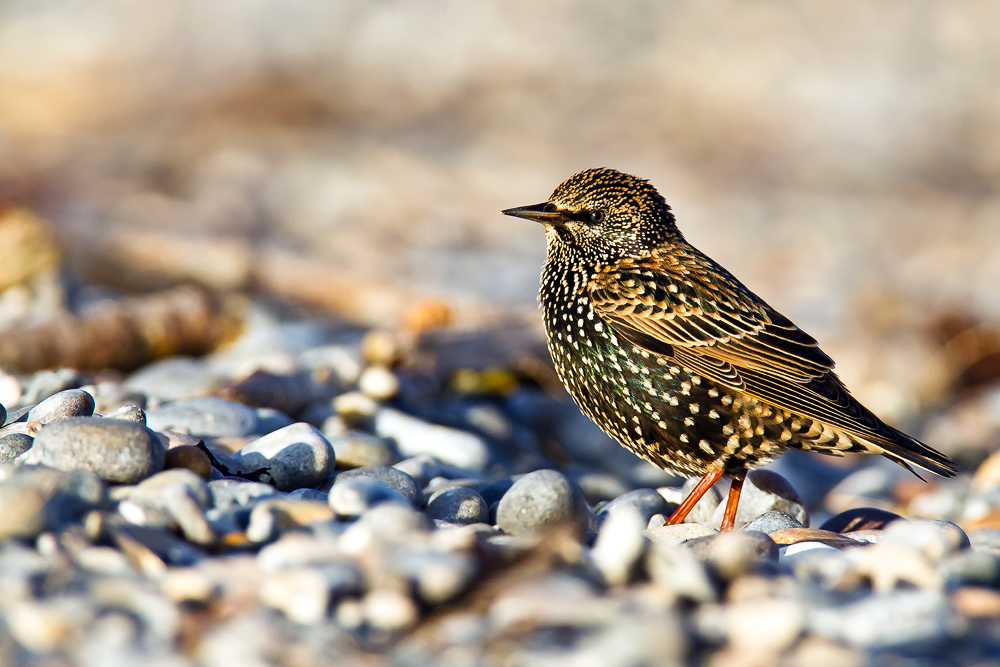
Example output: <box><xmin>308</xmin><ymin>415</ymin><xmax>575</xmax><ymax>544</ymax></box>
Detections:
<box><xmin>820</xmin><ymin>507</ymin><xmax>904</xmax><ymax>534</ymax></box>
<box><xmin>334</xmin><ymin>465</ymin><xmax>423</xmax><ymax>508</ymax></box>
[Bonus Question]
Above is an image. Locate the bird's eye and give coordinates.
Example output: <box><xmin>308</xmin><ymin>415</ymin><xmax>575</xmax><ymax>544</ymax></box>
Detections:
<box><xmin>587</xmin><ymin>210</ymin><xmax>605</xmax><ymax>224</ymax></box>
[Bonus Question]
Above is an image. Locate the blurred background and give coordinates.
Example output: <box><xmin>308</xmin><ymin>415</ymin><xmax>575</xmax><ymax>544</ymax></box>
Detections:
<box><xmin>0</xmin><ymin>1</ymin><xmax>999</xmax><ymax>469</ymax></box>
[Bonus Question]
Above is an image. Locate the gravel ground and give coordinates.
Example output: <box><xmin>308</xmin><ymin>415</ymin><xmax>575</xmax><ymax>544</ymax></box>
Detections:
<box><xmin>0</xmin><ymin>306</ymin><xmax>998</xmax><ymax>667</ymax></box>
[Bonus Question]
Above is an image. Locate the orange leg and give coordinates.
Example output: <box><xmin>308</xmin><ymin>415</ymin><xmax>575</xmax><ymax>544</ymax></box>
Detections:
<box><xmin>665</xmin><ymin>466</ymin><xmax>724</xmax><ymax>525</ymax></box>
<box><xmin>720</xmin><ymin>469</ymin><xmax>747</xmax><ymax>532</ymax></box>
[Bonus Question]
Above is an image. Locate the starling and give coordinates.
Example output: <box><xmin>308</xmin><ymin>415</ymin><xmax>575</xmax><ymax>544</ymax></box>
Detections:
<box><xmin>503</xmin><ymin>167</ymin><xmax>956</xmax><ymax>530</ymax></box>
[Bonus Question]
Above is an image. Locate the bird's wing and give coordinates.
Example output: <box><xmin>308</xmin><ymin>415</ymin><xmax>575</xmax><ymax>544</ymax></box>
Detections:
<box><xmin>587</xmin><ymin>248</ymin><xmax>956</xmax><ymax>477</ymax></box>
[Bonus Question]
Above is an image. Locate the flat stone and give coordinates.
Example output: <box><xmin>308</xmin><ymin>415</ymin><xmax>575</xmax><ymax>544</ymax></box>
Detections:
<box><xmin>495</xmin><ymin>469</ymin><xmax>590</xmax><ymax>538</ymax></box>
<box><xmin>768</xmin><ymin>528</ymin><xmax>862</xmax><ymax>549</ymax></box>
<box><xmin>103</xmin><ymin>404</ymin><xmax>146</xmax><ymax>424</ymax></box>
<box><xmin>334</xmin><ymin>466</ymin><xmax>423</xmax><ymax>508</ymax></box>
<box><xmin>145</xmin><ymin>397</ymin><xmax>261</xmax><ymax>438</ymax></box>
<box><xmin>33</xmin><ymin>418</ymin><xmax>166</xmax><ymax>484</ymax></box>
<box><xmin>808</xmin><ymin>590</ymin><xmax>952</xmax><ymax>648</ymax></box>
<box><xmin>426</xmin><ymin>487</ymin><xmax>488</xmax><ymax>525</ymax></box>
<box><xmin>133</xmin><ymin>468</ymin><xmax>213</xmax><ymax>509</ymax></box>
<box><xmin>820</xmin><ymin>507</ymin><xmax>904</xmax><ymax>534</ymax></box>
<box><xmin>374</xmin><ymin>408</ymin><xmax>489</xmax><ymax>471</ymax></box>
<box><xmin>685</xmin><ymin>531</ymin><xmax>779</xmax><ymax>579</ymax></box>
<box><xmin>209</xmin><ymin>478</ymin><xmax>282</xmax><ymax>511</ymax></box>
<box><xmin>941</xmin><ymin>550</ymin><xmax>1000</xmax><ymax>588</ymax></box>
<box><xmin>27</xmin><ymin>389</ymin><xmax>95</xmax><ymax>424</ymax></box>
<box><xmin>232</xmin><ymin>423</ymin><xmax>335</xmax><ymax>491</ymax></box>
<box><xmin>164</xmin><ymin>445</ymin><xmax>213</xmax><ymax>480</ymax></box>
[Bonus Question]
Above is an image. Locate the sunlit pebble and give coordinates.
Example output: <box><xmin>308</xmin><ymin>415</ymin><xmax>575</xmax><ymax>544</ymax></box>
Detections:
<box><xmin>358</xmin><ymin>365</ymin><xmax>399</xmax><ymax>400</ymax></box>
<box><xmin>363</xmin><ymin>590</ymin><xmax>419</xmax><ymax>632</ymax></box>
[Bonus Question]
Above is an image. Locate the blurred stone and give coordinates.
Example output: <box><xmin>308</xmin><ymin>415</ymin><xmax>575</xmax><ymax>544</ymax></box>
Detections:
<box><xmin>328</xmin><ymin>477</ymin><xmax>411</xmax><ymax>518</ymax></box>
<box><xmin>374</xmin><ymin>408</ymin><xmax>489</xmax><ymax>471</ymax></box>
<box><xmin>0</xmin><ymin>484</ymin><xmax>48</xmax><ymax>540</ymax></box>
<box><xmin>164</xmin><ymin>445</ymin><xmax>213</xmax><ymax>479</ymax></box>
<box><xmin>330</xmin><ymin>432</ymin><xmax>398</xmax><ymax>470</ymax></box>
<box><xmin>260</xmin><ymin>568</ymin><xmax>331</xmax><ymax>624</ymax></box>
<box><xmin>125</xmin><ymin>358</ymin><xmax>220</xmax><ymax>403</ymax></box>
<box><xmin>208</xmin><ymin>478</ymin><xmax>280</xmax><ymax>511</ymax></box>
<box><xmin>808</xmin><ymin>590</ymin><xmax>953</xmax><ymax>648</ymax></box>
<box><xmin>363</xmin><ymin>589</ymin><xmax>418</xmax><ymax>632</ymax></box>
<box><xmin>597</xmin><ymin>488</ymin><xmax>672</xmax><ymax>527</ymax></box>
<box><xmin>941</xmin><ymin>550</ymin><xmax>1000</xmax><ymax>588</ymax></box>
<box><xmin>645</xmin><ymin>523</ymin><xmax>718</xmax><ymax>546</ymax></box>
<box><xmin>358</xmin><ymin>365</ymin><xmax>399</xmax><ymax>400</ymax></box>
<box><xmin>645</xmin><ymin>541</ymin><xmax>717</xmax><ymax>602</ymax></box>
<box><xmin>332</xmin><ymin>391</ymin><xmax>378</xmax><ymax>427</ymax></box>
<box><xmin>495</xmin><ymin>469</ymin><xmax>589</xmax><ymax>538</ymax></box>
<box><xmin>591</xmin><ymin>504</ymin><xmax>647</xmax><ymax>586</ymax></box>
<box><xmin>103</xmin><ymin>403</ymin><xmax>146</xmax><ymax>424</ymax></box>
<box><xmin>426</xmin><ymin>487</ymin><xmax>488</xmax><ymax>525</ymax></box>
<box><xmin>952</xmin><ymin>586</ymin><xmax>1000</xmax><ymax>618</ymax></box>
<box><xmin>0</xmin><ymin>433</ymin><xmax>33</xmax><ymax>462</ymax></box>
<box><xmin>685</xmin><ymin>530</ymin><xmax>779</xmax><ymax>579</ymax></box>
<box><xmin>880</xmin><ymin>519</ymin><xmax>970</xmax><ymax>562</ymax></box>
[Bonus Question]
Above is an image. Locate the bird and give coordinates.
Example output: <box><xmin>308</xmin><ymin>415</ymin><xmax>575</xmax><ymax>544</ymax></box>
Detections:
<box><xmin>502</xmin><ymin>167</ymin><xmax>956</xmax><ymax>531</ymax></box>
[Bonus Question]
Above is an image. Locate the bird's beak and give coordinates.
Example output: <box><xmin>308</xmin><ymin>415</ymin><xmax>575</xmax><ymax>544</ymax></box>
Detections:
<box><xmin>501</xmin><ymin>202</ymin><xmax>567</xmax><ymax>228</ymax></box>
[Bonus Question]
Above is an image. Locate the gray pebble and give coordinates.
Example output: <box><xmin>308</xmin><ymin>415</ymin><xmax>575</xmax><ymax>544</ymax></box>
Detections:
<box><xmin>495</xmin><ymin>469</ymin><xmax>590</xmax><ymax>538</ymax></box>
<box><xmin>209</xmin><ymin>478</ymin><xmax>281</xmax><ymax>511</ymax></box>
<box><xmin>646</xmin><ymin>541</ymin><xmax>717</xmax><ymax>602</ymax></box>
<box><xmin>162</xmin><ymin>483</ymin><xmax>216</xmax><ymax>545</ymax></box>
<box><xmin>742</xmin><ymin>510</ymin><xmax>805</xmax><ymax>535</ymax></box>
<box><xmin>426</xmin><ymin>487</ymin><xmax>488</xmax><ymax>525</ymax></box>
<box><xmin>145</xmin><ymin>397</ymin><xmax>261</xmax><ymax>438</ymax></box>
<box><xmin>27</xmin><ymin>389</ymin><xmax>96</xmax><ymax>424</ymax></box>
<box><xmin>330</xmin><ymin>432</ymin><xmax>398</xmax><ymax>469</ymax></box>
<box><xmin>133</xmin><ymin>469</ymin><xmax>213</xmax><ymax>509</ymax></box>
<box><xmin>808</xmin><ymin>590</ymin><xmax>952</xmax><ymax>648</ymax></box>
<box><xmin>22</xmin><ymin>368</ymin><xmax>83</xmax><ymax>406</ymax></box>
<box><xmin>328</xmin><ymin>477</ymin><xmax>411</xmax><ymax>518</ymax></box>
<box><xmin>0</xmin><ymin>433</ymin><xmax>33</xmax><ymax>462</ymax></box>
<box><xmin>598</xmin><ymin>488</ymin><xmax>672</xmax><ymax>527</ymax></box>
<box><xmin>232</xmin><ymin>423</ymin><xmax>335</xmax><ymax>491</ymax></box>
<box><xmin>255</xmin><ymin>407</ymin><xmax>295</xmax><ymax>434</ymax></box>
<box><xmin>124</xmin><ymin>357</ymin><xmax>219</xmax><ymax>403</ymax></box>
<box><xmin>0</xmin><ymin>483</ymin><xmax>48</xmax><ymax>540</ymax></box>
<box><xmin>393</xmin><ymin>550</ymin><xmax>478</xmax><ymax>604</ymax></box>
<box><xmin>709</xmin><ymin>470</ymin><xmax>808</xmax><ymax>528</ymax></box>
<box><xmin>33</xmin><ymin>418</ymin><xmax>166</xmax><ymax>484</ymax></box>
<box><xmin>289</xmin><ymin>488</ymin><xmax>329</xmax><ymax>503</ymax></box>
<box><xmin>0</xmin><ymin>402</ymin><xmax>6</xmax><ymax>427</ymax></box>
<box><xmin>103</xmin><ymin>404</ymin><xmax>146</xmax><ymax>424</ymax></box>
<box><xmin>941</xmin><ymin>549</ymin><xmax>1000</xmax><ymax>588</ymax></box>
<box><xmin>334</xmin><ymin>466</ymin><xmax>424</xmax><ymax>508</ymax></box>
<box><xmin>374</xmin><ymin>407</ymin><xmax>489</xmax><ymax>471</ymax></box>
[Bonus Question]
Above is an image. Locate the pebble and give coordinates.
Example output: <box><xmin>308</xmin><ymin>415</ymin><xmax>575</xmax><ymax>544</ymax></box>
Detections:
<box><xmin>164</xmin><ymin>445</ymin><xmax>213</xmax><ymax>479</ymax></box>
<box><xmin>328</xmin><ymin>477</ymin><xmax>411</xmax><ymax>518</ymax></box>
<box><xmin>0</xmin><ymin>433</ymin><xmax>33</xmax><ymax>462</ymax></box>
<box><xmin>21</xmin><ymin>368</ymin><xmax>83</xmax><ymax>406</ymax></box>
<box><xmin>808</xmin><ymin>590</ymin><xmax>954</xmax><ymax>648</ymax></box>
<box><xmin>363</xmin><ymin>589</ymin><xmax>419</xmax><ymax>632</ymax></box>
<box><xmin>374</xmin><ymin>407</ymin><xmax>489</xmax><ymax>472</ymax></box>
<box><xmin>145</xmin><ymin>397</ymin><xmax>262</xmax><ymax>438</ymax></box>
<box><xmin>591</xmin><ymin>504</ymin><xmax>647</xmax><ymax>586</ymax></box>
<box><xmin>26</xmin><ymin>388</ymin><xmax>96</xmax><ymax>424</ymax></box>
<box><xmin>645</xmin><ymin>541</ymin><xmax>717</xmax><ymax>602</ymax></box>
<box><xmin>33</xmin><ymin>418</ymin><xmax>166</xmax><ymax>484</ymax></box>
<box><xmin>329</xmin><ymin>432</ymin><xmax>398</xmax><ymax>469</ymax></box>
<box><xmin>334</xmin><ymin>466</ymin><xmax>424</xmax><ymax>508</ymax></box>
<box><xmin>820</xmin><ymin>507</ymin><xmax>904</xmax><ymax>533</ymax></box>
<box><xmin>940</xmin><ymin>550</ymin><xmax>1000</xmax><ymax>588</ymax></box>
<box><xmin>426</xmin><ymin>487</ymin><xmax>489</xmax><ymax>525</ymax></box>
<box><xmin>597</xmin><ymin>488</ymin><xmax>672</xmax><ymax>527</ymax></box>
<box><xmin>969</xmin><ymin>529</ymin><xmax>1000</xmax><ymax>555</ymax></box>
<box><xmin>394</xmin><ymin>550</ymin><xmax>478</xmax><ymax>604</ymax></box>
<box><xmin>742</xmin><ymin>509</ymin><xmax>805</xmax><ymax>535</ymax></box>
<box><xmin>358</xmin><ymin>365</ymin><xmax>399</xmax><ymax>400</ymax></box>
<box><xmin>645</xmin><ymin>523</ymin><xmax>718</xmax><ymax>546</ymax></box>
<box><xmin>709</xmin><ymin>470</ymin><xmax>808</xmax><ymax>528</ymax></box>
<box><xmin>232</xmin><ymin>423</ymin><xmax>335</xmax><ymax>491</ymax></box>
<box><xmin>133</xmin><ymin>468</ymin><xmax>213</xmax><ymax>509</ymax></box>
<box><xmin>208</xmin><ymin>478</ymin><xmax>281</xmax><ymax>511</ymax></box>
<box><xmin>495</xmin><ymin>469</ymin><xmax>590</xmax><ymax>538</ymax></box>
<box><xmin>260</xmin><ymin>568</ymin><xmax>332</xmax><ymax>624</ymax></box>
<box><xmin>123</xmin><ymin>357</ymin><xmax>219</xmax><ymax>402</ymax></box>
<box><xmin>685</xmin><ymin>531</ymin><xmax>779</xmax><ymax>580</ymax></box>
<box><xmin>289</xmin><ymin>488</ymin><xmax>329</xmax><ymax>502</ymax></box>
<box><xmin>102</xmin><ymin>403</ymin><xmax>146</xmax><ymax>424</ymax></box>
<box><xmin>0</xmin><ymin>484</ymin><xmax>48</xmax><ymax>540</ymax></box>
<box><xmin>332</xmin><ymin>391</ymin><xmax>379</xmax><ymax>427</ymax></box>
<box><xmin>880</xmin><ymin>519</ymin><xmax>970</xmax><ymax>562</ymax></box>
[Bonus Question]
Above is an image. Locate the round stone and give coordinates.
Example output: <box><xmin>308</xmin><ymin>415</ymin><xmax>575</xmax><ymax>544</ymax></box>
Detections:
<box><xmin>330</xmin><ymin>433</ymin><xmax>398</xmax><ymax>470</ymax></box>
<box><xmin>495</xmin><ymin>469</ymin><xmax>590</xmax><ymax>538</ymax></box>
<box><xmin>164</xmin><ymin>445</ymin><xmax>213</xmax><ymax>480</ymax></box>
<box><xmin>144</xmin><ymin>397</ymin><xmax>261</xmax><ymax>438</ymax></box>
<box><xmin>598</xmin><ymin>488</ymin><xmax>672</xmax><ymax>527</ymax></box>
<box><xmin>591</xmin><ymin>503</ymin><xmax>648</xmax><ymax>586</ymax></box>
<box><xmin>102</xmin><ymin>404</ymin><xmax>146</xmax><ymax>424</ymax></box>
<box><xmin>334</xmin><ymin>466</ymin><xmax>423</xmax><ymax>508</ymax></box>
<box><xmin>358</xmin><ymin>366</ymin><xmax>399</xmax><ymax>401</ymax></box>
<box><xmin>232</xmin><ymin>423</ymin><xmax>335</xmax><ymax>491</ymax></box>
<box><xmin>685</xmin><ymin>531</ymin><xmax>779</xmax><ymax>580</ymax></box>
<box><xmin>329</xmin><ymin>477</ymin><xmax>411</xmax><ymax>518</ymax></box>
<box><xmin>426</xmin><ymin>487</ymin><xmax>489</xmax><ymax>525</ymax></box>
<box><xmin>742</xmin><ymin>510</ymin><xmax>805</xmax><ymax>535</ymax></box>
<box><xmin>27</xmin><ymin>389</ymin><xmax>96</xmax><ymax>425</ymax></box>
<box><xmin>133</xmin><ymin>468</ymin><xmax>213</xmax><ymax>509</ymax></box>
<box><xmin>33</xmin><ymin>418</ymin><xmax>166</xmax><ymax>484</ymax></box>
<box><xmin>0</xmin><ymin>484</ymin><xmax>48</xmax><ymax>540</ymax></box>
<box><xmin>820</xmin><ymin>507</ymin><xmax>904</xmax><ymax>534</ymax></box>
<box><xmin>0</xmin><ymin>433</ymin><xmax>33</xmax><ymax>462</ymax></box>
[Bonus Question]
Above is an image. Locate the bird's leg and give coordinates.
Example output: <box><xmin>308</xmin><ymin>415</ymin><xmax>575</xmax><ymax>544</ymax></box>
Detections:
<box><xmin>719</xmin><ymin>469</ymin><xmax>748</xmax><ymax>532</ymax></box>
<box><xmin>665</xmin><ymin>466</ymin><xmax>724</xmax><ymax>525</ymax></box>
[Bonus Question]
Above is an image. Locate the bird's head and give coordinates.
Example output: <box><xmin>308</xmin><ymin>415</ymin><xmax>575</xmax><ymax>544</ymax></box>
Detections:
<box><xmin>503</xmin><ymin>167</ymin><xmax>679</xmax><ymax>261</ymax></box>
